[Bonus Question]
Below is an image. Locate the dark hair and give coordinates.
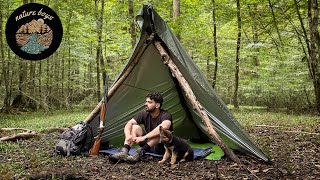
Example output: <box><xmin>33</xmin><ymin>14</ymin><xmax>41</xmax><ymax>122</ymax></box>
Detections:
<box><xmin>146</xmin><ymin>92</ymin><xmax>163</xmax><ymax>108</ymax></box>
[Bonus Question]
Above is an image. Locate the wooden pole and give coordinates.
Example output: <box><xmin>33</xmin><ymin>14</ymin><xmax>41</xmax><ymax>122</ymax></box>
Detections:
<box><xmin>83</xmin><ymin>33</ymin><xmax>155</xmax><ymax>123</ymax></box>
<box><xmin>154</xmin><ymin>41</ymin><xmax>241</xmax><ymax>164</ymax></box>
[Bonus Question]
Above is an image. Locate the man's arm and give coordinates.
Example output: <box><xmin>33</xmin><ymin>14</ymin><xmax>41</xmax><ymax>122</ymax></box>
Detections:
<box><xmin>144</xmin><ymin>119</ymin><xmax>171</xmax><ymax>139</ymax></box>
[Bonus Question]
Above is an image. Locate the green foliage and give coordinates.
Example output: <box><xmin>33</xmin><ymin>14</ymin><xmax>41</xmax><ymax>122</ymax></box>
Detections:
<box><xmin>0</xmin><ymin>110</ymin><xmax>90</xmax><ymax>132</ymax></box>
<box><xmin>0</xmin><ymin>0</ymin><xmax>317</xmax><ymax>112</ymax></box>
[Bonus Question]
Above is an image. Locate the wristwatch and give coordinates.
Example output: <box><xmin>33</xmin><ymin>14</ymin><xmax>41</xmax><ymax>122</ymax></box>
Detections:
<box><xmin>144</xmin><ymin>135</ymin><xmax>149</xmax><ymax>141</ymax></box>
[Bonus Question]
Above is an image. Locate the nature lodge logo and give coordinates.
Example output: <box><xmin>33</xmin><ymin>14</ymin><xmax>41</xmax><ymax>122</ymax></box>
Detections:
<box><xmin>6</xmin><ymin>3</ymin><xmax>63</xmax><ymax>60</ymax></box>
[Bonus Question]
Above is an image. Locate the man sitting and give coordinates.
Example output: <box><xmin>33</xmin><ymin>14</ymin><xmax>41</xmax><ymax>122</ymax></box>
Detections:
<box><xmin>109</xmin><ymin>92</ymin><xmax>173</xmax><ymax>163</ymax></box>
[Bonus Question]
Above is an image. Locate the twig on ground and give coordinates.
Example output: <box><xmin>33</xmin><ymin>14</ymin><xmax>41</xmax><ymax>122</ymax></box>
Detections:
<box><xmin>256</xmin><ymin>125</ymin><xmax>282</xmax><ymax>128</ymax></box>
<box><xmin>255</xmin><ymin>125</ymin><xmax>319</xmax><ymax>135</ymax></box>
<box><xmin>284</xmin><ymin>130</ymin><xmax>319</xmax><ymax>135</ymax></box>
<box><xmin>105</xmin><ymin>159</ymin><xmax>121</xmax><ymax>178</ymax></box>
<box><xmin>46</xmin><ymin>127</ymin><xmax>69</xmax><ymax>133</ymax></box>
<box><xmin>0</xmin><ymin>128</ymin><xmax>38</xmax><ymax>141</ymax></box>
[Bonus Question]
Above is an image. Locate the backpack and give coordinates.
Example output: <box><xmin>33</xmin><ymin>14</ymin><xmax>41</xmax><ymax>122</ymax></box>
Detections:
<box><xmin>55</xmin><ymin>121</ymin><xmax>93</xmax><ymax>156</ymax></box>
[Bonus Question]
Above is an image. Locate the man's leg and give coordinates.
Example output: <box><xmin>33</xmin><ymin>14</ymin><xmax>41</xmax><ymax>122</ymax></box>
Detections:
<box><xmin>109</xmin><ymin>125</ymin><xmax>143</xmax><ymax>161</ymax></box>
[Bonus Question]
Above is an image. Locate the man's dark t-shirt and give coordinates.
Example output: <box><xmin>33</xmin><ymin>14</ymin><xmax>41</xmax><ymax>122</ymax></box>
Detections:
<box><xmin>133</xmin><ymin>109</ymin><xmax>173</xmax><ymax>133</ymax></box>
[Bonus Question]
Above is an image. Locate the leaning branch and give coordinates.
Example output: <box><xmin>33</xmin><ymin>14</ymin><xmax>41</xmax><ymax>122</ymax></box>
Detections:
<box><xmin>154</xmin><ymin>41</ymin><xmax>241</xmax><ymax>164</ymax></box>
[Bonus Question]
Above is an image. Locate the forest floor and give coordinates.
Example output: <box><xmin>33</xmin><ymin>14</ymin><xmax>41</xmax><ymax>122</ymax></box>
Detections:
<box><xmin>0</xmin><ymin>109</ymin><xmax>319</xmax><ymax>179</ymax></box>
<box><xmin>1</xmin><ymin>124</ymin><xmax>319</xmax><ymax>179</ymax></box>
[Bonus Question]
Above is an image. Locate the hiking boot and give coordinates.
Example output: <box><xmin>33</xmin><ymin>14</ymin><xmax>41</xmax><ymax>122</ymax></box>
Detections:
<box><xmin>125</xmin><ymin>147</ymin><xmax>145</xmax><ymax>163</ymax></box>
<box><xmin>108</xmin><ymin>147</ymin><xmax>129</xmax><ymax>163</ymax></box>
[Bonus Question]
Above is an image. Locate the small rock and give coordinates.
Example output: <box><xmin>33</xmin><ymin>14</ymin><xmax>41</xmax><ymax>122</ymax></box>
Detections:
<box><xmin>279</xmin><ymin>168</ymin><xmax>288</xmax><ymax>174</ymax></box>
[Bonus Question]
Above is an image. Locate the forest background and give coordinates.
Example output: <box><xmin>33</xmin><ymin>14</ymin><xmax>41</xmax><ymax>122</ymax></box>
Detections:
<box><xmin>1</xmin><ymin>0</ymin><xmax>320</xmax><ymax>115</ymax></box>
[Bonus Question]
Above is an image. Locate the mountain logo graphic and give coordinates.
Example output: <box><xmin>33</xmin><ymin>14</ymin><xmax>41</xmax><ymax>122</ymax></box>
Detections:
<box><xmin>6</xmin><ymin>3</ymin><xmax>63</xmax><ymax>61</ymax></box>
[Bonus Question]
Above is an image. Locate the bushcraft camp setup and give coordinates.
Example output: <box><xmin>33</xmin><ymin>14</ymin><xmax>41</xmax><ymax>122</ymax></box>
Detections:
<box><xmin>57</xmin><ymin>3</ymin><xmax>270</xmax><ymax>163</ymax></box>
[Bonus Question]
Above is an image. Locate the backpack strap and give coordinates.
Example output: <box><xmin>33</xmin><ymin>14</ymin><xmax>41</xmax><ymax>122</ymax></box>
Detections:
<box><xmin>66</xmin><ymin>141</ymin><xmax>71</xmax><ymax>156</ymax></box>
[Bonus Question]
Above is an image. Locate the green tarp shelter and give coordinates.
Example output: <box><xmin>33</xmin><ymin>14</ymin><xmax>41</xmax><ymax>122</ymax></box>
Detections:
<box><xmin>85</xmin><ymin>3</ymin><xmax>269</xmax><ymax>162</ymax></box>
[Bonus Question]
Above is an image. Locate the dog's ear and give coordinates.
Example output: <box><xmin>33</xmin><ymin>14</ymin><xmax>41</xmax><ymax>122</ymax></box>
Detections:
<box><xmin>159</xmin><ymin>126</ymin><xmax>163</xmax><ymax>132</ymax></box>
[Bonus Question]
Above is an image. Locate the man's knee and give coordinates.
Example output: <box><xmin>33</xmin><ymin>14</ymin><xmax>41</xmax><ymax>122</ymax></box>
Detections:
<box><xmin>132</xmin><ymin>125</ymin><xmax>143</xmax><ymax>136</ymax></box>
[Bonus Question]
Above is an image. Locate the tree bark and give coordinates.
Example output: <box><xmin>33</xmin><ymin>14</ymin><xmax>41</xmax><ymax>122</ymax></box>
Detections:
<box><xmin>307</xmin><ymin>0</ymin><xmax>320</xmax><ymax>113</ymax></box>
<box><xmin>95</xmin><ymin>0</ymin><xmax>103</xmax><ymax>102</ymax></box>
<box><xmin>99</xmin><ymin>0</ymin><xmax>106</xmax><ymax>87</ymax></box>
<box><xmin>268</xmin><ymin>0</ymin><xmax>282</xmax><ymax>45</ymax></box>
<box><xmin>173</xmin><ymin>0</ymin><xmax>181</xmax><ymax>41</ymax></box>
<box><xmin>211</xmin><ymin>0</ymin><xmax>218</xmax><ymax>88</ymax></box>
<box><xmin>154</xmin><ymin>41</ymin><xmax>241</xmax><ymax>164</ymax></box>
<box><xmin>233</xmin><ymin>0</ymin><xmax>241</xmax><ymax>109</ymax></box>
<box><xmin>128</xmin><ymin>0</ymin><xmax>136</xmax><ymax>48</ymax></box>
<box><xmin>0</xmin><ymin>4</ymin><xmax>10</xmax><ymax>112</ymax></box>
<box><xmin>298</xmin><ymin>0</ymin><xmax>320</xmax><ymax>113</ymax></box>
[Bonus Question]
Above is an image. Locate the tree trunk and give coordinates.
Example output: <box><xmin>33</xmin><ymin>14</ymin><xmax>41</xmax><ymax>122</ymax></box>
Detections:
<box><xmin>12</xmin><ymin>59</ymin><xmax>28</xmax><ymax>108</ymax></box>
<box><xmin>298</xmin><ymin>0</ymin><xmax>320</xmax><ymax>113</ymax></box>
<box><xmin>0</xmin><ymin>4</ymin><xmax>10</xmax><ymax>112</ymax></box>
<box><xmin>0</xmin><ymin>3</ymin><xmax>3</xmax><ymax>87</ymax></box>
<box><xmin>28</xmin><ymin>61</ymin><xmax>36</xmax><ymax>109</ymax></box>
<box><xmin>307</xmin><ymin>0</ymin><xmax>320</xmax><ymax>113</ymax></box>
<box><xmin>89</xmin><ymin>41</ymin><xmax>93</xmax><ymax>96</ymax></box>
<box><xmin>268</xmin><ymin>0</ymin><xmax>282</xmax><ymax>45</ymax></box>
<box><xmin>99</xmin><ymin>0</ymin><xmax>106</xmax><ymax>86</ymax></box>
<box><xmin>173</xmin><ymin>0</ymin><xmax>181</xmax><ymax>41</ymax></box>
<box><xmin>212</xmin><ymin>0</ymin><xmax>218</xmax><ymax>88</ymax></box>
<box><xmin>128</xmin><ymin>0</ymin><xmax>136</xmax><ymax>48</ymax></box>
<box><xmin>11</xmin><ymin>0</ymin><xmax>29</xmax><ymax>109</ymax></box>
<box><xmin>233</xmin><ymin>0</ymin><xmax>241</xmax><ymax>109</ymax></box>
<box><xmin>251</xmin><ymin>4</ymin><xmax>260</xmax><ymax>68</ymax></box>
<box><xmin>95</xmin><ymin>0</ymin><xmax>101</xmax><ymax>101</ymax></box>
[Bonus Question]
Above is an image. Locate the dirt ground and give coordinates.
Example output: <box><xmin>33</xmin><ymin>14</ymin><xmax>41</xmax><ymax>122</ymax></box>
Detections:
<box><xmin>1</xmin><ymin>125</ymin><xmax>319</xmax><ymax>180</ymax></box>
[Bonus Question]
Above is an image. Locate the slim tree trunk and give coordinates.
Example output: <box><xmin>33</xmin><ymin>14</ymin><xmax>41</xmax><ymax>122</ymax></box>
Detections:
<box><xmin>212</xmin><ymin>0</ymin><xmax>218</xmax><ymax>88</ymax></box>
<box><xmin>66</xmin><ymin>9</ymin><xmax>73</xmax><ymax>107</ymax></box>
<box><xmin>99</xmin><ymin>0</ymin><xmax>106</xmax><ymax>86</ymax></box>
<box><xmin>233</xmin><ymin>0</ymin><xmax>241</xmax><ymax>109</ymax></box>
<box><xmin>173</xmin><ymin>0</ymin><xmax>181</xmax><ymax>41</ymax></box>
<box><xmin>68</xmin><ymin>42</ymin><xmax>72</xmax><ymax>106</ymax></box>
<box><xmin>38</xmin><ymin>61</ymin><xmax>44</xmax><ymax>109</ymax></box>
<box><xmin>28</xmin><ymin>61</ymin><xmax>36</xmax><ymax>108</ymax></box>
<box><xmin>0</xmin><ymin>3</ymin><xmax>10</xmax><ymax>111</ymax></box>
<box><xmin>268</xmin><ymin>0</ymin><xmax>282</xmax><ymax>45</ymax></box>
<box><xmin>11</xmin><ymin>0</ymin><xmax>29</xmax><ymax>109</ymax></box>
<box><xmin>95</xmin><ymin>0</ymin><xmax>101</xmax><ymax>101</ymax></box>
<box><xmin>0</xmin><ymin>3</ymin><xmax>3</xmax><ymax>88</ymax></box>
<box><xmin>128</xmin><ymin>0</ymin><xmax>136</xmax><ymax>48</ymax></box>
<box><xmin>89</xmin><ymin>41</ymin><xmax>93</xmax><ymax>96</ymax></box>
<box><xmin>250</xmin><ymin>4</ymin><xmax>260</xmax><ymax>68</ymax></box>
<box><xmin>307</xmin><ymin>0</ymin><xmax>320</xmax><ymax>113</ymax></box>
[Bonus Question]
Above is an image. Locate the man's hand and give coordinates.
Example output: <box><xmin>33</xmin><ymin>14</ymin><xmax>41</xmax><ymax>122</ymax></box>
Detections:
<box><xmin>133</xmin><ymin>136</ymin><xmax>146</xmax><ymax>143</ymax></box>
<box><xmin>125</xmin><ymin>135</ymin><xmax>135</xmax><ymax>145</ymax></box>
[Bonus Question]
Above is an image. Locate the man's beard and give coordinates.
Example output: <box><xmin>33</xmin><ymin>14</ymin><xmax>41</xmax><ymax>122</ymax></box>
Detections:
<box><xmin>145</xmin><ymin>106</ymin><xmax>156</xmax><ymax>113</ymax></box>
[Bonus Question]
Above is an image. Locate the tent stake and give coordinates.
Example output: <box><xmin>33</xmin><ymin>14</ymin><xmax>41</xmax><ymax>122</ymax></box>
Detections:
<box><xmin>154</xmin><ymin>41</ymin><xmax>241</xmax><ymax>164</ymax></box>
<box><xmin>84</xmin><ymin>33</ymin><xmax>155</xmax><ymax>123</ymax></box>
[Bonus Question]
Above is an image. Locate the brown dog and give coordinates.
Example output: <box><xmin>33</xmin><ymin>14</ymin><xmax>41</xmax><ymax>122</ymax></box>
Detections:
<box><xmin>158</xmin><ymin>126</ymin><xmax>194</xmax><ymax>165</ymax></box>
